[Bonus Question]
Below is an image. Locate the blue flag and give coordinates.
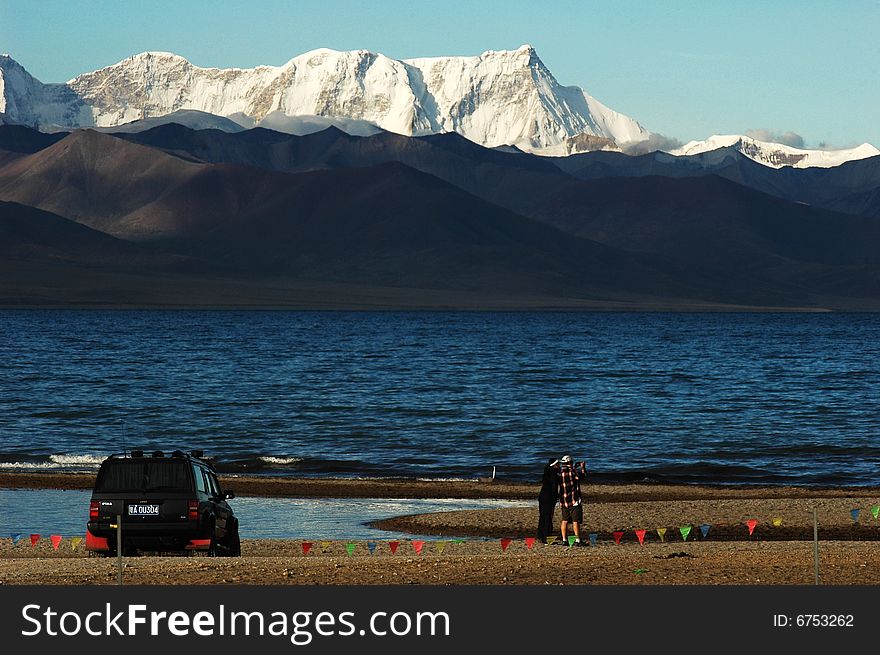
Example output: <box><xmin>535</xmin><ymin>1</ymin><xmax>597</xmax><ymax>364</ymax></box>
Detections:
<box><xmin>700</xmin><ymin>524</ymin><xmax>711</xmax><ymax>538</ymax></box>
<box><xmin>11</xmin><ymin>533</ymin><xmax>22</xmax><ymax>546</ymax></box>
<box><xmin>588</xmin><ymin>533</ymin><xmax>598</xmax><ymax>547</ymax></box>
<box><xmin>850</xmin><ymin>508</ymin><xmax>860</xmax><ymax>523</ymax></box>
<box><xmin>367</xmin><ymin>541</ymin><xmax>377</xmax><ymax>555</ymax></box>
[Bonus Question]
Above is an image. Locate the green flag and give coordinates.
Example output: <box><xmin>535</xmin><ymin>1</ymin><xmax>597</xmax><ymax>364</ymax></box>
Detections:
<box><xmin>872</xmin><ymin>505</ymin><xmax>880</xmax><ymax>520</ymax></box>
<box><xmin>679</xmin><ymin>525</ymin><xmax>692</xmax><ymax>541</ymax></box>
<box><xmin>567</xmin><ymin>535</ymin><xmax>577</xmax><ymax>546</ymax></box>
<box><xmin>345</xmin><ymin>543</ymin><xmax>356</xmax><ymax>556</ymax></box>
<box><xmin>452</xmin><ymin>539</ymin><xmax>466</xmax><ymax>545</ymax></box>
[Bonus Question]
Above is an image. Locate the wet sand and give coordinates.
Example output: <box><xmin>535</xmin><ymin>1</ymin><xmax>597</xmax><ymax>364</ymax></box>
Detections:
<box><xmin>1</xmin><ymin>473</ymin><xmax>879</xmax><ymax>585</ymax></box>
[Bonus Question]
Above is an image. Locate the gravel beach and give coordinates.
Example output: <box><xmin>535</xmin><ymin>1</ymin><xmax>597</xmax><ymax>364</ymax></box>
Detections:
<box><xmin>2</xmin><ymin>473</ymin><xmax>879</xmax><ymax>585</ymax></box>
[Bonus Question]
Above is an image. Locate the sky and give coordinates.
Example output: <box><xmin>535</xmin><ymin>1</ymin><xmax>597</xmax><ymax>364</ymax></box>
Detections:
<box><xmin>1</xmin><ymin>0</ymin><xmax>878</xmax><ymax>148</ymax></box>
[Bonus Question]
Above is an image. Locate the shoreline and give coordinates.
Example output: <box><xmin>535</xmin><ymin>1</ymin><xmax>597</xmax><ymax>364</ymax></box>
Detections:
<box><xmin>4</xmin><ymin>471</ymin><xmax>880</xmax><ymax>501</ymax></box>
<box><xmin>3</xmin><ymin>471</ymin><xmax>880</xmax><ymax>502</ymax></box>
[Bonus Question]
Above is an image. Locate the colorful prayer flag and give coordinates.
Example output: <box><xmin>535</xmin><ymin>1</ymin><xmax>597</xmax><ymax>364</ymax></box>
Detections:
<box><xmin>772</xmin><ymin>518</ymin><xmax>783</xmax><ymax>527</ymax></box>
<box><xmin>320</xmin><ymin>541</ymin><xmax>332</xmax><ymax>553</ymax></box>
<box><xmin>699</xmin><ymin>524</ymin><xmax>711</xmax><ymax>538</ymax></box>
<box><xmin>524</xmin><ymin>537</ymin><xmax>535</xmax><ymax>551</ymax></box>
<box><xmin>452</xmin><ymin>539</ymin><xmax>466</xmax><ymax>545</ymax></box>
<box><xmin>71</xmin><ymin>536</ymin><xmax>82</xmax><ymax>551</ymax></box>
<box><xmin>500</xmin><ymin>538</ymin><xmax>512</xmax><ymax>552</ymax></box>
<box><xmin>30</xmin><ymin>534</ymin><xmax>40</xmax><ymax>547</ymax></box>
<box><xmin>50</xmin><ymin>535</ymin><xmax>62</xmax><ymax>550</ymax></box>
<box><xmin>345</xmin><ymin>543</ymin><xmax>356</xmax><ymax>556</ymax></box>
<box><xmin>656</xmin><ymin>528</ymin><xmax>667</xmax><ymax>542</ymax></box>
<box><xmin>301</xmin><ymin>542</ymin><xmax>312</xmax><ymax>555</ymax></box>
<box><xmin>546</xmin><ymin>536</ymin><xmax>557</xmax><ymax>546</ymax></box>
<box><xmin>871</xmin><ymin>505</ymin><xmax>880</xmax><ymax>520</ymax></box>
<box><xmin>567</xmin><ymin>535</ymin><xmax>577</xmax><ymax>547</ymax></box>
<box><xmin>436</xmin><ymin>541</ymin><xmax>447</xmax><ymax>555</ymax></box>
<box><xmin>850</xmin><ymin>509</ymin><xmax>860</xmax><ymax>523</ymax></box>
<box><xmin>413</xmin><ymin>540</ymin><xmax>424</xmax><ymax>555</ymax></box>
<box><xmin>367</xmin><ymin>541</ymin><xmax>377</xmax><ymax>555</ymax></box>
<box><xmin>389</xmin><ymin>541</ymin><xmax>400</xmax><ymax>555</ymax></box>
<box><xmin>588</xmin><ymin>533</ymin><xmax>597</xmax><ymax>547</ymax></box>
<box><xmin>612</xmin><ymin>531</ymin><xmax>624</xmax><ymax>545</ymax></box>
<box><xmin>635</xmin><ymin>529</ymin><xmax>646</xmax><ymax>545</ymax></box>
<box><xmin>679</xmin><ymin>525</ymin><xmax>692</xmax><ymax>541</ymax></box>
<box><xmin>11</xmin><ymin>533</ymin><xmax>22</xmax><ymax>546</ymax></box>
<box><xmin>746</xmin><ymin>519</ymin><xmax>758</xmax><ymax>536</ymax></box>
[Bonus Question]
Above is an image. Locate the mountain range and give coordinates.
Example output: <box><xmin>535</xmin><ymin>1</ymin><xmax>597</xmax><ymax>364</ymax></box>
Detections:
<box><xmin>2</xmin><ymin>47</ymin><xmax>877</xmax><ymax>167</ymax></box>
<box><xmin>1</xmin><ymin>121</ymin><xmax>879</xmax><ymax>310</ymax></box>
<box><xmin>0</xmin><ymin>47</ymin><xmax>648</xmax><ymax>156</ymax></box>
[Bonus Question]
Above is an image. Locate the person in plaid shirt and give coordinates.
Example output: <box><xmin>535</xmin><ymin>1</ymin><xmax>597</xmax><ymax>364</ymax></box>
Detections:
<box><xmin>556</xmin><ymin>455</ymin><xmax>586</xmax><ymax>546</ymax></box>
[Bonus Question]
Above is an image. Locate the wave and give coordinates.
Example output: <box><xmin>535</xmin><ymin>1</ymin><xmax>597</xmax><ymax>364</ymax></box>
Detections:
<box><xmin>0</xmin><ymin>453</ymin><xmax>105</xmax><ymax>471</ymax></box>
<box><xmin>259</xmin><ymin>456</ymin><xmax>304</xmax><ymax>465</ymax></box>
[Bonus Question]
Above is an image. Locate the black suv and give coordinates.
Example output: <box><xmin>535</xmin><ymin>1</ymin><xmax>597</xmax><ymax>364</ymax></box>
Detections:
<box><xmin>86</xmin><ymin>450</ymin><xmax>240</xmax><ymax>556</ymax></box>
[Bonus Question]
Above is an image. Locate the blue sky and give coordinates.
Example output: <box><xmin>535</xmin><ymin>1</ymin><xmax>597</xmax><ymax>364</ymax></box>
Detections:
<box><xmin>1</xmin><ymin>0</ymin><xmax>877</xmax><ymax>147</ymax></box>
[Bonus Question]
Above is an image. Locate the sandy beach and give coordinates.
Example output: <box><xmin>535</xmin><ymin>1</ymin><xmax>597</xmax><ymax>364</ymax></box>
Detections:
<box><xmin>1</xmin><ymin>473</ymin><xmax>879</xmax><ymax>585</ymax></box>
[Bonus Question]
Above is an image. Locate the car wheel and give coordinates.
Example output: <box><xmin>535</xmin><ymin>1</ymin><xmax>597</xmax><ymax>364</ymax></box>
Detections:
<box><xmin>206</xmin><ymin>520</ymin><xmax>218</xmax><ymax>557</ymax></box>
<box><xmin>226</xmin><ymin>520</ymin><xmax>241</xmax><ymax>557</ymax></box>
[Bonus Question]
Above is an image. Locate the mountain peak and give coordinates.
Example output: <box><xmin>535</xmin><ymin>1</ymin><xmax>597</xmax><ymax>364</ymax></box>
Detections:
<box><xmin>128</xmin><ymin>51</ymin><xmax>189</xmax><ymax>62</ymax></box>
<box><xmin>672</xmin><ymin>134</ymin><xmax>880</xmax><ymax>169</ymax></box>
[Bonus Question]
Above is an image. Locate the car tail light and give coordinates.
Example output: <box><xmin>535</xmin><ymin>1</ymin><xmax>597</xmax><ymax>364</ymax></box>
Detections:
<box><xmin>89</xmin><ymin>501</ymin><xmax>99</xmax><ymax>520</ymax></box>
<box><xmin>188</xmin><ymin>500</ymin><xmax>199</xmax><ymax>520</ymax></box>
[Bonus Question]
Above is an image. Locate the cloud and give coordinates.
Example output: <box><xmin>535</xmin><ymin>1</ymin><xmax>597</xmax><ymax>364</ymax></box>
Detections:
<box><xmin>621</xmin><ymin>133</ymin><xmax>683</xmax><ymax>155</ymax></box>
<box><xmin>745</xmin><ymin>129</ymin><xmax>805</xmax><ymax>149</ymax></box>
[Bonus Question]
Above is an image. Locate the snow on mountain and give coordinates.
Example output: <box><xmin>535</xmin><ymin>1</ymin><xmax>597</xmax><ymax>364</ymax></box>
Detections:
<box><xmin>671</xmin><ymin>134</ymin><xmax>880</xmax><ymax>169</ymax></box>
<box><xmin>0</xmin><ymin>47</ymin><xmax>649</xmax><ymax>153</ymax></box>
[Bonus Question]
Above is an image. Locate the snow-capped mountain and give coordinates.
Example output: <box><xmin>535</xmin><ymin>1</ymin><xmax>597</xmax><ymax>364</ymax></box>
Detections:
<box><xmin>0</xmin><ymin>47</ymin><xmax>649</xmax><ymax>154</ymax></box>
<box><xmin>671</xmin><ymin>134</ymin><xmax>880</xmax><ymax>169</ymax></box>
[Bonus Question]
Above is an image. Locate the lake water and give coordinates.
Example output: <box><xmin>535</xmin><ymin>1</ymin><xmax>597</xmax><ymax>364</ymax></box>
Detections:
<box><xmin>1</xmin><ymin>311</ymin><xmax>878</xmax><ymax>486</ymax></box>
<box><xmin>0</xmin><ymin>488</ymin><xmax>527</xmax><ymax>539</ymax></box>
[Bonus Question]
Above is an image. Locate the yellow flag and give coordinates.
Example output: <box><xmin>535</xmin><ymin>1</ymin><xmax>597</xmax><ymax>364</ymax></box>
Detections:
<box><xmin>71</xmin><ymin>537</ymin><xmax>83</xmax><ymax>551</ymax></box>
<box><xmin>772</xmin><ymin>518</ymin><xmax>783</xmax><ymax>527</ymax></box>
<box><xmin>546</xmin><ymin>536</ymin><xmax>557</xmax><ymax>545</ymax></box>
<box><xmin>657</xmin><ymin>528</ymin><xmax>667</xmax><ymax>542</ymax></box>
<box><xmin>436</xmin><ymin>541</ymin><xmax>447</xmax><ymax>555</ymax></box>
<box><xmin>321</xmin><ymin>541</ymin><xmax>332</xmax><ymax>553</ymax></box>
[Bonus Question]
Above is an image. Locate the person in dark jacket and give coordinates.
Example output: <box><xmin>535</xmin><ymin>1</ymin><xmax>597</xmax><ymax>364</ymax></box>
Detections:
<box><xmin>537</xmin><ymin>458</ymin><xmax>559</xmax><ymax>543</ymax></box>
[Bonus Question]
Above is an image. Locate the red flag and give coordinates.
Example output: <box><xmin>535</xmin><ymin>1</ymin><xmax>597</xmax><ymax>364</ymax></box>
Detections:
<box><xmin>612</xmin><ymin>531</ymin><xmax>624</xmax><ymax>545</ymax></box>
<box><xmin>50</xmin><ymin>535</ymin><xmax>62</xmax><ymax>550</ymax></box>
<box><xmin>301</xmin><ymin>542</ymin><xmax>312</xmax><ymax>555</ymax></box>
<box><xmin>746</xmin><ymin>519</ymin><xmax>758</xmax><ymax>536</ymax></box>
<box><xmin>389</xmin><ymin>541</ymin><xmax>399</xmax><ymax>555</ymax></box>
<box><xmin>413</xmin><ymin>540</ymin><xmax>424</xmax><ymax>555</ymax></box>
<box><xmin>30</xmin><ymin>534</ymin><xmax>40</xmax><ymax>547</ymax></box>
<box><xmin>635</xmin><ymin>529</ymin><xmax>646</xmax><ymax>545</ymax></box>
<box><xmin>500</xmin><ymin>538</ymin><xmax>512</xmax><ymax>552</ymax></box>
<box><xmin>524</xmin><ymin>537</ymin><xmax>536</xmax><ymax>551</ymax></box>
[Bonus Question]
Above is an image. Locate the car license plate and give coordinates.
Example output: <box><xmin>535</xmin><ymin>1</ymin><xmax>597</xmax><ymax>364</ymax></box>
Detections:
<box><xmin>128</xmin><ymin>504</ymin><xmax>160</xmax><ymax>516</ymax></box>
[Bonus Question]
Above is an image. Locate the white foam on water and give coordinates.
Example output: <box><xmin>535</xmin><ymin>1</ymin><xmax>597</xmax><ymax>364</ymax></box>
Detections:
<box><xmin>0</xmin><ymin>453</ymin><xmax>104</xmax><ymax>470</ymax></box>
<box><xmin>259</xmin><ymin>456</ymin><xmax>304</xmax><ymax>465</ymax></box>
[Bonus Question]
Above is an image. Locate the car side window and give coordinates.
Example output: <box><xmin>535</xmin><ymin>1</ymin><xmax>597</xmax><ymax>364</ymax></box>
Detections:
<box><xmin>193</xmin><ymin>465</ymin><xmax>208</xmax><ymax>494</ymax></box>
<box><xmin>207</xmin><ymin>472</ymin><xmax>222</xmax><ymax>498</ymax></box>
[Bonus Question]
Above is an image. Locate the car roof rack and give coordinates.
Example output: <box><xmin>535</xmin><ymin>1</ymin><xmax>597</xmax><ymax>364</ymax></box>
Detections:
<box><xmin>104</xmin><ymin>450</ymin><xmax>208</xmax><ymax>461</ymax></box>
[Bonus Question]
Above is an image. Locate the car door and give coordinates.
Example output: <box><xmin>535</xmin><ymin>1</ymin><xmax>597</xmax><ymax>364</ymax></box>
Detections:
<box><xmin>204</xmin><ymin>468</ymin><xmax>234</xmax><ymax>540</ymax></box>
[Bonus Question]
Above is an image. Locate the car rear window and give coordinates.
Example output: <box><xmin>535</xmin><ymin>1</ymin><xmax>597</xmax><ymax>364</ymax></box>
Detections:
<box><xmin>95</xmin><ymin>460</ymin><xmax>192</xmax><ymax>492</ymax></box>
